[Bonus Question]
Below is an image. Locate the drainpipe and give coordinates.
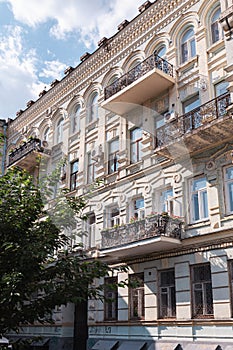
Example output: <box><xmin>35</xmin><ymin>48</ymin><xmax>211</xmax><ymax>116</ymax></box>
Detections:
<box><xmin>1</xmin><ymin>123</ymin><xmax>7</xmax><ymax>176</ymax></box>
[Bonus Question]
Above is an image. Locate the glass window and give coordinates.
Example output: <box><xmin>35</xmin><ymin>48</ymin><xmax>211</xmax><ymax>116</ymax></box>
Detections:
<box><xmin>132</xmin><ymin>197</ymin><xmax>145</xmax><ymax>220</ymax></box>
<box><xmin>159</xmin><ymin>269</ymin><xmax>176</xmax><ymax>318</ymax></box>
<box><xmin>104</xmin><ymin>277</ymin><xmax>118</xmax><ymax>320</ymax></box>
<box><xmin>56</xmin><ymin>118</ymin><xmax>64</xmax><ymax>144</ymax></box>
<box><xmin>108</xmin><ymin>138</ymin><xmax>119</xmax><ymax>174</ymax></box>
<box><xmin>183</xmin><ymin>95</ymin><xmax>200</xmax><ymax>114</ymax></box>
<box><xmin>215</xmin><ymin>81</ymin><xmax>229</xmax><ymax>97</ymax></box>
<box><xmin>88</xmin><ymin>92</ymin><xmax>98</xmax><ymax>123</ymax></box>
<box><xmin>70</xmin><ymin>160</ymin><xmax>79</xmax><ymax>191</ymax></box>
<box><xmin>155</xmin><ymin>45</ymin><xmax>167</xmax><ymax>58</ymax></box>
<box><xmin>43</xmin><ymin>127</ymin><xmax>50</xmax><ymax>143</ymax></box>
<box><xmin>190</xmin><ymin>177</ymin><xmax>209</xmax><ymax>222</ymax></box>
<box><xmin>181</xmin><ymin>28</ymin><xmax>196</xmax><ymax>64</ymax></box>
<box><xmin>191</xmin><ymin>264</ymin><xmax>213</xmax><ymax>318</ymax></box>
<box><xmin>160</xmin><ymin>188</ymin><xmax>173</xmax><ymax>214</ymax></box>
<box><xmin>224</xmin><ymin>166</ymin><xmax>233</xmax><ymax>213</ymax></box>
<box><xmin>211</xmin><ymin>8</ymin><xmax>221</xmax><ymax>44</ymax></box>
<box><xmin>87</xmin><ymin>153</ymin><xmax>97</xmax><ymax>184</ymax></box>
<box><xmin>71</xmin><ymin>105</ymin><xmax>81</xmax><ymax>134</ymax></box>
<box><xmin>129</xmin><ymin>273</ymin><xmax>144</xmax><ymax>320</ymax></box>
<box><xmin>130</xmin><ymin>128</ymin><xmax>143</xmax><ymax>163</ymax></box>
<box><xmin>229</xmin><ymin>261</ymin><xmax>233</xmax><ymax>316</ymax></box>
<box><xmin>83</xmin><ymin>213</ymin><xmax>95</xmax><ymax>249</ymax></box>
<box><xmin>109</xmin><ymin>207</ymin><xmax>120</xmax><ymax>228</ymax></box>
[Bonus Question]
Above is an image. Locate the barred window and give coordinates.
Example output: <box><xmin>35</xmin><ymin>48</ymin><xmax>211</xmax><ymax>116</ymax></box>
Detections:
<box><xmin>159</xmin><ymin>269</ymin><xmax>176</xmax><ymax>318</ymax></box>
<box><xmin>129</xmin><ymin>273</ymin><xmax>144</xmax><ymax>320</ymax></box>
<box><xmin>104</xmin><ymin>277</ymin><xmax>118</xmax><ymax>320</ymax></box>
<box><xmin>191</xmin><ymin>264</ymin><xmax>213</xmax><ymax>318</ymax></box>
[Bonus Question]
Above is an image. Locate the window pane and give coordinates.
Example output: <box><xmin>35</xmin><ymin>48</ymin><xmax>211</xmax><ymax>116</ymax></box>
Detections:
<box><xmin>190</xmin><ymin>38</ymin><xmax>196</xmax><ymax>57</ymax></box>
<box><xmin>202</xmin><ymin>190</ymin><xmax>208</xmax><ymax>218</ymax></box>
<box><xmin>228</xmin><ymin>183</ymin><xmax>233</xmax><ymax>212</ymax></box>
<box><xmin>192</xmin><ymin>193</ymin><xmax>200</xmax><ymax>221</ymax></box>
<box><xmin>192</xmin><ymin>178</ymin><xmax>206</xmax><ymax>191</ymax></box>
<box><xmin>184</xmin><ymin>96</ymin><xmax>200</xmax><ymax>113</ymax></box>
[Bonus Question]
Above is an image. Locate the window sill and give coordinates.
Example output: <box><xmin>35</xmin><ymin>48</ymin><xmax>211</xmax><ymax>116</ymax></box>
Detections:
<box><xmin>177</xmin><ymin>56</ymin><xmax>198</xmax><ymax>74</ymax></box>
<box><xmin>86</xmin><ymin>119</ymin><xmax>99</xmax><ymax>133</ymax></box>
<box><xmin>207</xmin><ymin>39</ymin><xmax>225</xmax><ymax>56</ymax></box>
<box><xmin>185</xmin><ymin>219</ymin><xmax>210</xmax><ymax>229</ymax></box>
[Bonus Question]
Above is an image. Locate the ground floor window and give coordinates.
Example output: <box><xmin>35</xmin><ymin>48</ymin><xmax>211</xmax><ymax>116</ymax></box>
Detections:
<box><xmin>104</xmin><ymin>277</ymin><xmax>118</xmax><ymax>320</ymax></box>
<box><xmin>129</xmin><ymin>273</ymin><xmax>144</xmax><ymax>320</ymax></box>
<box><xmin>191</xmin><ymin>264</ymin><xmax>213</xmax><ymax>318</ymax></box>
<box><xmin>159</xmin><ymin>269</ymin><xmax>176</xmax><ymax>318</ymax></box>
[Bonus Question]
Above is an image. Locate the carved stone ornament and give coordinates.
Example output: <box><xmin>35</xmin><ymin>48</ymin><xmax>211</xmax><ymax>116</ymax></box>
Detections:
<box><xmin>145</xmin><ymin>184</ymin><xmax>152</xmax><ymax>194</ymax></box>
<box><xmin>205</xmin><ymin>160</ymin><xmax>215</xmax><ymax>171</ymax></box>
<box><xmin>174</xmin><ymin>173</ymin><xmax>182</xmax><ymax>183</ymax></box>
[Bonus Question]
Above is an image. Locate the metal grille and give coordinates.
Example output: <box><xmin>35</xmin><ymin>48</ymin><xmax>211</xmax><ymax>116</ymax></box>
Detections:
<box><xmin>192</xmin><ymin>264</ymin><xmax>213</xmax><ymax>318</ymax></box>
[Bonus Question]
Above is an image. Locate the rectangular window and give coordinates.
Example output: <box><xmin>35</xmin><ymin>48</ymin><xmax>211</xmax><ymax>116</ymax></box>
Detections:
<box><xmin>160</xmin><ymin>188</ymin><xmax>173</xmax><ymax>214</ymax></box>
<box><xmin>108</xmin><ymin>138</ymin><xmax>119</xmax><ymax>174</ymax></box>
<box><xmin>87</xmin><ymin>153</ymin><xmax>96</xmax><ymax>184</ymax></box>
<box><xmin>215</xmin><ymin>81</ymin><xmax>228</xmax><ymax>97</ymax></box>
<box><xmin>70</xmin><ymin>160</ymin><xmax>79</xmax><ymax>191</ymax></box>
<box><xmin>83</xmin><ymin>213</ymin><xmax>95</xmax><ymax>249</ymax></box>
<box><xmin>109</xmin><ymin>207</ymin><xmax>120</xmax><ymax>228</ymax></box>
<box><xmin>129</xmin><ymin>273</ymin><xmax>144</xmax><ymax>320</ymax></box>
<box><xmin>191</xmin><ymin>264</ymin><xmax>213</xmax><ymax>318</ymax></box>
<box><xmin>159</xmin><ymin>269</ymin><xmax>176</xmax><ymax>318</ymax></box>
<box><xmin>183</xmin><ymin>95</ymin><xmax>200</xmax><ymax>114</ymax></box>
<box><xmin>224</xmin><ymin>166</ymin><xmax>233</xmax><ymax>214</ymax></box>
<box><xmin>130</xmin><ymin>128</ymin><xmax>143</xmax><ymax>163</ymax></box>
<box><xmin>104</xmin><ymin>277</ymin><xmax>118</xmax><ymax>320</ymax></box>
<box><xmin>132</xmin><ymin>197</ymin><xmax>145</xmax><ymax>220</ymax></box>
<box><xmin>190</xmin><ymin>177</ymin><xmax>208</xmax><ymax>222</ymax></box>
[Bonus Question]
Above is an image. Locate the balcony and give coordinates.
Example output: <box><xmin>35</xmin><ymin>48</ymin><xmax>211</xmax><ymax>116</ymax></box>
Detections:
<box><xmin>156</xmin><ymin>93</ymin><xmax>232</xmax><ymax>158</ymax></box>
<box><xmin>8</xmin><ymin>138</ymin><xmax>51</xmax><ymax>171</ymax></box>
<box><xmin>102</xmin><ymin>53</ymin><xmax>175</xmax><ymax>115</ymax></box>
<box><xmin>100</xmin><ymin>214</ymin><xmax>182</xmax><ymax>259</ymax></box>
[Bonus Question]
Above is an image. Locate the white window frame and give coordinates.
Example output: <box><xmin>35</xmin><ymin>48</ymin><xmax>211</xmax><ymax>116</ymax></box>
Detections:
<box><xmin>71</xmin><ymin>104</ymin><xmax>81</xmax><ymax>134</ymax></box>
<box><xmin>108</xmin><ymin>206</ymin><xmax>120</xmax><ymax>228</ymax></box>
<box><xmin>210</xmin><ymin>7</ymin><xmax>222</xmax><ymax>44</ymax></box>
<box><xmin>181</xmin><ymin>27</ymin><xmax>196</xmax><ymax>64</ymax></box>
<box><xmin>56</xmin><ymin>118</ymin><xmax>64</xmax><ymax>144</ymax></box>
<box><xmin>160</xmin><ymin>187</ymin><xmax>174</xmax><ymax>215</ymax></box>
<box><xmin>190</xmin><ymin>176</ymin><xmax>209</xmax><ymax>223</ymax></box>
<box><xmin>131</xmin><ymin>197</ymin><xmax>145</xmax><ymax>220</ymax></box>
<box><xmin>130</xmin><ymin>127</ymin><xmax>143</xmax><ymax>164</ymax></box>
<box><xmin>87</xmin><ymin>92</ymin><xmax>98</xmax><ymax>123</ymax></box>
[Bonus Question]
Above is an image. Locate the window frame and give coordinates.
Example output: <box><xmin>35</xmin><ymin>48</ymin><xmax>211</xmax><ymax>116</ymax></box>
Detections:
<box><xmin>180</xmin><ymin>27</ymin><xmax>196</xmax><ymax>64</ymax></box>
<box><xmin>104</xmin><ymin>276</ymin><xmax>118</xmax><ymax>321</ymax></box>
<box><xmin>71</xmin><ymin>104</ymin><xmax>81</xmax><ymax>134</ymax></box>
<box><xmin>108</xmin><ymin>138</ymin><xmax>119</xmax><ymax>174</ymax></box>
<box><xmin>158</xmin><ymin>268</ymin><xmax>176</xmax><ymax>319</ymax></box>
<box><xmin>159</xmin><ymin>187</ymin><xmax>174</xmax><ymax>215</ymax></box>
<box><xmin>56</xmin><ymin>117</ymin><xmax>64</xmax><ymax>144</ymax></box>
<box><xmin>108</xmin><ymin>206</ymin><xmax>120</xmax><ymax>228</ymax></box>
<box><xmin>224</xmin><ymin>165</ymin><xmax>233</xmax><ymax>215</ymax></box>
<box><xmin>130</xmin><ymin>127</ymin><xmax>143</xmax><ymax>164</ymax></box>
<box><xmin>83</xmin><ymin>212</ymin><xmax>96</xmax><ymax>249</ymax></box>
<box><xmin>87</xmin><ymin>92</ymin><xmax>98</xmax><ymax>124</ymax></box>
<box><xmin>210</xmin><ymin>7</ymin><xmax>222</xmax><ymax>44</ymax></box>
<box><xmin>129</xmin><ymin>273</ymin><xmax>145</xmax><ymax>320</ymax></box>
<box><xmin>191</xmin><ymin>263</ymin><xmax>213</xmax><ymax>319</ymax></box>
<box><xmin>132</xmin><ymin>197</ymin><xmax>145</xmax><ymax>221</ymax></box>
<box><xmin>70</xmin><ymin>159</ymin><xmax>79</xmax><ymax>191</ymax></box>
<box><xmin>87</xmin><ymin>152</ymin><xmax>97</xmax><ymax>184</ymax></box>
<box><xmin>190</xmin><ymin>176</ymin><xmax>209</xmax><ymax>223</ymax></box>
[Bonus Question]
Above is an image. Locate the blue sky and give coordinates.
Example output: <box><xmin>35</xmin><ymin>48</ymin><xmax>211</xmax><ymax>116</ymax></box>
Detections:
<box><xmin>0</xmin><ymin>0</ymin><xmax>143</xmax><ymax>120</ymax></box>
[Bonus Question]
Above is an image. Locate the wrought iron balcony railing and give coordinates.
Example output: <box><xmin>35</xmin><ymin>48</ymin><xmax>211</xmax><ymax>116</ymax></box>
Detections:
<box><xmin>104</xmin><ymin>53</ymin><xmax>174</xmax><ymax>100</ymax></box>
<box><xmin>101</xmin><ymin>214</ymin><xmax>182</xmax><ymax>250</ymax></box>
<box><xmin>156</xmin><ymin>92</ymin><xmax>231</xmax><ymax>148</ymax></box>
<box><xmin>8</xmin><ymin>138</ymin><xmax>47</xmax><ymax>167</ymax></box>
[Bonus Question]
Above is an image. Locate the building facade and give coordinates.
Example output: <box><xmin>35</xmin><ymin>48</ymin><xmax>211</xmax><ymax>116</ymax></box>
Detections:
<box><xmin>3</xmin><ymin>0</ymin><xmax>233</xmax><ymax>349</ymax></box>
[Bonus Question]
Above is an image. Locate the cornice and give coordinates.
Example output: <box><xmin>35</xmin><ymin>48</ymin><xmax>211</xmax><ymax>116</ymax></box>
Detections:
<box><xmin>10</xmin><ymin>0</ymin><xmax>201</xmax><ymax>131</ymax></box>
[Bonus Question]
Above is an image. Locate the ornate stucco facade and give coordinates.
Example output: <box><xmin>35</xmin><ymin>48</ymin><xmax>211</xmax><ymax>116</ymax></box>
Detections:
<box><xmin>3</xmin><ymin>0</ymin><xmax>233</xmax><ymax>349</ymax></box>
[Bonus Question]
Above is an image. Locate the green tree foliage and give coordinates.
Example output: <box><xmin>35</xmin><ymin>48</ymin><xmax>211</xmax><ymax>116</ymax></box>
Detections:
<box><xmin>0</xmin><ymin>167</ymin><xmax>121</xmax><ymax>335</ymax></box>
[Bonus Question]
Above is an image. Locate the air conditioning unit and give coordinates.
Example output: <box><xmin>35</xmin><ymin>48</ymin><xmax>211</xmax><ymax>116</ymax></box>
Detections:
<box><xmin>164</xmin><ymin>110</ymin><xmax>177</xmax><ymax>123</ymax></box>
<box><xmin>91</xmin><ymin>145</ymin><xmax>103</xmax><ymax>160</ymax></box>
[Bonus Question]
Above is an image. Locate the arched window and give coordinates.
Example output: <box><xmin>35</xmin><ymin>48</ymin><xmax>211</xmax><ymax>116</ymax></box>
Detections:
<box><xmin>211</xmin><ymin>8</ymin><xmax>221</xmax><ymax>44</ymax></box>
<box><xmin>88</xmin><ymin>92</ymin><xmax>98</xmax><ymax>123</ymax></box>
<box><xmin>71</xmin><ymin>104</ymin><xmax>81</xmax><ymax>134</ymax></box>
<box><xmin>181</xmin><ymin>27</ymin><xmax>196</xmax><ymax>63</ymax></box>
<box><xmin>43</xmin><ymin>127</ymin><xmax>50</xmax><ymax>142</ymax></box>
<box><xmin>56</xmin><ymin>118</ymin><xmax>64</xmax><ymax>143</ymax></box>
<box><xmin>155</xmin><ymin>45</ymin><xmax>167</xmax><ymax>58</ymax></box>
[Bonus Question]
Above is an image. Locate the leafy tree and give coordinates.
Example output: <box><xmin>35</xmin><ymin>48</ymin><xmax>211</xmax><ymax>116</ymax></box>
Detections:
<box><xmin>0</xmin><ymin>167</ymin><xmax>122</xmax><ymax>336</ymax></box>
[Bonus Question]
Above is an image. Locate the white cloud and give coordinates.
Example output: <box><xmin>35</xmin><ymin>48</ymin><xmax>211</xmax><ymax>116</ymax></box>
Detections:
<box><xmin>0</xmin><ymin>26</ymin><xmax>44</xmax><ymax>119</ymax></box>
<box><xmin>3</xmin><ymin>0</ymin><xmax>143</xmax><ymax>45</ymax></box>
<box><xmin>39</xmin><ymin>60</ymin><xmax>67</xmax><ymax>80</ymax></box>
